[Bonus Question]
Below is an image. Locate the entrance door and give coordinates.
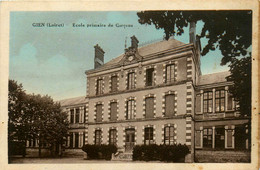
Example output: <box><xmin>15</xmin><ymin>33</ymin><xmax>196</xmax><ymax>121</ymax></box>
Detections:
<box><xmin>125</xmin><ymin>129</ymin><xmax>135</xmax><ymax>152</ymax></box>
<box><xmin>215</xmin><ymin>127</ymin><xmax>225</xmax><ymax>149</ymax></box>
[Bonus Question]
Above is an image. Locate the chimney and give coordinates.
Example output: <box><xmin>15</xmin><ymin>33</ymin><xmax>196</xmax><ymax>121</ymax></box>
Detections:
<box><xmin>94</xmin><ymin>44</ymin><xmax>105</xmax><ymax>69</ymax></box>
<box><xmin>189</xmin><ymin>22</ymin><xmax>196</xmax><ymax>44</ymax></box>
<box><xmin>131</xmin><ymin>35</ymin><xmax>139</xmax><ymax>49</ymax></box>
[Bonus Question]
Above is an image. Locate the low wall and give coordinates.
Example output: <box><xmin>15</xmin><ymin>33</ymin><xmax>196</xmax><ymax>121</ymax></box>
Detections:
<box><xmin>25</xmin><ymin>148</ymin><xmax>51</xmax><ymax>157</ymax></box>
<box><xmin>63</xmin><ymin>149</ymin><xmax>84</xmax><ymax>158</ymax></box>
<box><xmin>195</xmin><ymin>150</ymin><xmax>250</xmax><ymax>163</ymax></box>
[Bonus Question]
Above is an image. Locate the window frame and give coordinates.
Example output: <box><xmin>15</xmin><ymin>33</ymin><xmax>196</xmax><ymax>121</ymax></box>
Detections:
<box><xmin>95</xmin><ymin>130</ymin><xmax>102</xmax><ymax>145</ymax></box>
<box><xmin>203</xmin><ymin>91</ymin><xmax>213</xmax><ymax>113</ymax></box>
<box><xmin>74</xmin><ymin>132</ymin><xmax>79</xmax><ymax>148</ymax></box>
<box><xmin>96</xmin><ymin>104</ymin><xmax>103</xmax><ymax>122</ymax></box>
<box><xmin>165</xmin><ymin>64</ymin><xmax>175</xmax><ymax>83</ymax></box>
<box><xmin>70</xmin><ymin>109</ymin><xmax>74</xmax><ymax>124</ymax></box>
<box><xmin>146</xmin><ymin>68</ymin><xmax>154</xmax><ymax>86</ymax></box>
<box><xmin>165</xmin><ymin>94</ymin><xmax>175</xmax><ymax>117</ymax></box>
<box><xmin>69</xmin><ymin>133</ymin><xmax>73</xmax><ymax>148</ymax></box>
<box><xmin>145</xmin><ymin>97</ymin><xmax>155</xmax><ymax>118</ymax></box>
<box><xmin>75</xmin><ymin>108</ymin><xmax>80</xmax><ymax>123</ymax></box>
<box><xmin>203</xmin><ymin>128</ymin><xmax>213</xmax><ymax>148</ymax></box>
<box><xmin>96</xmin><ymin>79</ymin><xmax>103</xmax><ymax>95</ymax></box>
<box><xmin>111</xmin><ymin>75</ymin><xmax>118</xmax><ymax>92</ymax></box>
<box><xmin>215</xmin><ymin>90</ymin><xmax>225</xmax><ymax>112</ymax></box>
<box><xmin>127</xmin><ymin>72</ymin><xmax>135</xmax><ymax>90</ymax></box>
<box><xmin>164</xmin><ymin>126</ymin><xmax>175</xmax><ymax>145</ymax></box>
<box><xmin>110</xmin><ymin>102</ymin><xmax>117</xmax><ymax>121</ymax></box>
<box><xmin>144</xmin><ymin>127</ymin><xmax>154</xmax><ymax>145</ymax></box>
<box><xmin>126</xmin><ymin>99</ymin><xmax>135</xmax><ymax>120</ymax></box>
<box><xmin>109</xmin><ymin>129</ymin><xmax>117</xmax><ymax>145</ymax></box>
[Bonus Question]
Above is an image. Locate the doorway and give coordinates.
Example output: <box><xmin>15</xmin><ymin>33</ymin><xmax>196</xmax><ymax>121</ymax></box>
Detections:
<box><xmin>125</xmin><ymin>128</ymin><xmax>135</xmax><ymax>152</ymax></box>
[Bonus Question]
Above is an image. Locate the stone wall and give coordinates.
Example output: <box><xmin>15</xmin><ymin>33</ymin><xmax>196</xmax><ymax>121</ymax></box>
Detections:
<box><xmin>195</xmin><ymin>150</ymin><xmax>250</xmax><ymax>163</ymax></box>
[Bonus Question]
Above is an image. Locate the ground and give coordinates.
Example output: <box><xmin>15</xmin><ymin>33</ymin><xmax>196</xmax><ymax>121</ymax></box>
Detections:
<box><xmin>9</xmin><ymin>157</ymin><xmax>156</xmax><ymax>164</ymax></box>
<box><xmin>9</xmin><ymin>157</ymin><xmax>125</xmax><ymax>164</ymax></box>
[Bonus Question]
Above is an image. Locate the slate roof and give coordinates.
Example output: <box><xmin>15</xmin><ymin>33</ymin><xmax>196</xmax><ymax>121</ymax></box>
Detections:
<box><xmin>199</xmin><ymin>71</ymin><xmax>230</xmax><ymax>85</ymax></box>
<box><xmin>58</xmin><ymin>96</ymin><xmax>87</xmax><ymax>107</ymax></box>
<box><xmin>103</xmin><ymin>38</ymin><xmax>186</xmax><ymax>67</ymax></box>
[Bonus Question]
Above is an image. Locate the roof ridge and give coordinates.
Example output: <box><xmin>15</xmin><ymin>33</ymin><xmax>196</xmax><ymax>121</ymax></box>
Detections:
<box><xmin>58</xmin><ymin>95</ymin><xmax>86</xmax><ymax>102</ymax></box>
<box><xmin>201</xmin><ymin>71</ymin><xmax>230</xmax><ymax>76</ymax></box>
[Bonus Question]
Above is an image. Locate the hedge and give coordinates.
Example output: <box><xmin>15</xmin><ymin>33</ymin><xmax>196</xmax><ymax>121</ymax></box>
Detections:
<box><xmin>132</xmin><ymin>144</ymin><xmax>189</xmax><ymax>162</ymax></box>
<box><xmin>82</xmin><ymin>144</ymin><xmax>117</xmax><ymax>160</ymax></box>
<box><xmin>8</xmin><ymin>141</ymin><xmax>26</xmax><ymax>157</ymax></box>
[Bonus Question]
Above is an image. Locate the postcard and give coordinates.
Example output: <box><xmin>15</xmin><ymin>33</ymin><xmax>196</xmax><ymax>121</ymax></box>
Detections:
<box><xmin>0</xmin><ymin>1</ymin><xmax>259</xmax><ymax>170</ymax></box>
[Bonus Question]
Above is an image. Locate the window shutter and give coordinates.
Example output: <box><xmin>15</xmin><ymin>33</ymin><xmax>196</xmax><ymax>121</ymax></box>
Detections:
<box><xmin>227</xmin><ymin>93</ymin><xmax>233</xmax><ymax>110</ymax></box>
<box><xmin>227</xmin><ymin>130</ymin><xmax>233</xmax><ymax>147</ymax></box>
<box><xmin>111</xmin><ymin>76</ymin><xmax>118</xmax><ymax>92</ymax></box>
<box><xmin>165</xmin><ymin>94</ymin><xmax>175</xmax><ymax>117</ymax></box>
<box><xmin>96</xmin><ymin>104</ymin><xmax>102</xmax><ymax>122</ymax></box>
<box><xmin>196</xmin><ymin>94</ymin><xmax>201</xmax><ymax>113</ymax></box>
<box><xmin>145</xmin><ymin>97</ymin><xmax>154</xmax><ymax>118</ymax></box>
<box><xmin>195</xmin><ymin>131</ymin><xmax>201</xmax><ymax>147</ymax></box>
<box><xmin>110</xmin><ymin>102</ymin><xmax>117</xmax><ymax>121</ymax></box>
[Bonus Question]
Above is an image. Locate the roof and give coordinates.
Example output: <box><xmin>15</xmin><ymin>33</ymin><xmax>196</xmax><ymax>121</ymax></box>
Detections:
<box><xmin>58</xmin><ymin>96</ymin><xmax>87</xmax><ymax>107</ymax></box>
<box><xmin>103</xmin><ymin>38</ymin><xmax>186</xmax><ymax>67</ymax></box>
<box><xmin>199</xmin><ymin>71</ymin><xmax>230</xmax><ymax>85</ymax></box>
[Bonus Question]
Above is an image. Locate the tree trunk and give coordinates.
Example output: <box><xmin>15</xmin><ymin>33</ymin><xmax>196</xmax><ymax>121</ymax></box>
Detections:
<box><xmin>38</xmin><ymin>136</ymin><xmax>41</xmax><ymax>157</ymax></box>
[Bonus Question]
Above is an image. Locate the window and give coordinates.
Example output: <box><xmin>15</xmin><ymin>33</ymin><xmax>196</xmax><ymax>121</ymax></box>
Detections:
<box><xmin>203</xmin><ymin>92</ymin><xmax>213</xmax><ymax>113</ymax></box>
<box><xmin>165</xmin><ymin>94</ymin><xmax>175</xmax><ymax>117</ymax></box>
<box><xmin>111</xmin><ymin>76</ymin><xmax>118</xmax><ymax>92</ymax></box>
<box><xmin>166</xmin><ymin>64</ymin><xmax>175</xmax><ymax>83</ymax></box>
<box><xmin>144</xmin><ymin>127</ymin><xmax>153</xmax><ymax>145</ymax></box>
<box><xmin>126</xmin><ymin>99</ymin><xmax>135</xmax><ymax>120</ymax></box>
<box><xmin>70</xmin><ymin>109</ymin><xmax>74</xmax><ymax>123</ymax></box>
<box><xmin>96</xmin><ymin>104</ymin><xmax>102</xmax><ymax>122</ymax></box>
<box><xmin>215</xmin><ymin>90</ymin><xmax>225</xmax><ymax>112</ymax></box>
<box><xmin>96</xmin><ymin>79</ymin><xmax>103</xmax><ymax>95</ymax></box>
<box><xmin>164</xmin><ymin>126</ymin><xmax>174</xmax><ymax>145</ymax></box>
<box><xmin>109</xmin><ymin>129</ymin><xmax>117</xmax><ymax>145</ymax></box>
<box><xmin>146</xmin><ymin>68</ymin><xmax>154</xmax><ymax>86</ymax></box>
<box><xmin>75</xmin><ymin>108</ymin><xmax>80</xmax><ymax>123</ymax></box>
<box><xmin>127</xmin><ymin>72</ymin><xmax>135</xmax><ymax>89</ymax></box>
<box><xmin>145</xmin><ymin>97</ymin><xmax>154</xmax><ymax>118</ymax></box>
<box><xmin>227</xmin><ymin>93</ymin><xmax>233</xmax><ymax>110</ymax></box>
<box><xmin>70</xmin><ymin>133</ymin><xmax>73</xmax><ymax>148</ymax></box>
<box><xmin>95</xmin><ymin>130</ymin><xmax>101</xmax><ymax>145</ymax></box>
<box><xmin>110</xmin><ymin>102</ymin><xmax>117</xmax><ymax>121</ymax></box>
<box><xmin>75</xmin><ymin>133</ymin><xmax>79</xmax><ymax>148</ymax></box>
<box><xmin>203</xmin><ymin>128</ymin><xmax>212</xmax><ymax>148</ymax></box>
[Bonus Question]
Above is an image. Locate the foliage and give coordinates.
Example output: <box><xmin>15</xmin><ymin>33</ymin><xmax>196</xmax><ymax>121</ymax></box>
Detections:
<box><xmin>137</xmin><ymin>11</ymin><xmax>252</xmax><ymax>145</ymax></box>
<box><xmin>226</xmin><ymin>57</ymin><xmax>251</xmax><ymax>117</ymax></box>
<box><xmin>25</xmin><ymin>94</ymin><xmax>69</xmax><ymax>156</ymax></box>
<box><xmin>8</xmin><ymin>141</ymin><xmax>26</xmax><ymax>157</ymax></box>
<box><xmin>8</xmin><ymin>80</ymin><xmax>29</xmax><ymax>157</ymax></box>
<box><xmin>82</xmin><ymin>144</ymin><xmax>117</xmax><ymax>160</ymax></box>
<box><xmin>137</xmin><ymin>11</ymin><xmax>252</xmax><ymax>65</ymax></box>
<box><xmin>132</xmin><ymin>144</ymin><xmax>189</xmax><ymax>162</ymax></box>
<box><xmin>8</xmin><ymin>79</ymin><xmax>69</xmax><ymax>157</ymax></box>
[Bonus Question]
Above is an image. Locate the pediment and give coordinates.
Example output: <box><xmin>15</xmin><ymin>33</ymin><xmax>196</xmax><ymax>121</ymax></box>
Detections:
<box><xmin>119</xmin><ymin>47</ymin><xmax>143</xmax><ymax>65</ymax></box>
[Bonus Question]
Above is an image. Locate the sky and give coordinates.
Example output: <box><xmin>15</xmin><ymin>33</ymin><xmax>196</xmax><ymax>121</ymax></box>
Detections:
<box><xmin>9</xmin><ymin>11</ymin><xmax>229</xmax><ymax>101</ymax></box>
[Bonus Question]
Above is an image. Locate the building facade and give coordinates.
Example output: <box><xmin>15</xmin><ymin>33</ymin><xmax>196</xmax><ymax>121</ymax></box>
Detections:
<box><xmin>58</xmin><ymin>24</ymin><xmax>250</xmax><ymax>162</ymax></box>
